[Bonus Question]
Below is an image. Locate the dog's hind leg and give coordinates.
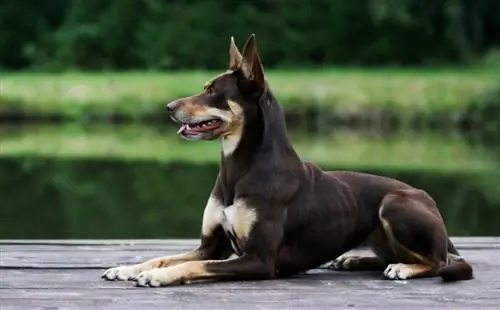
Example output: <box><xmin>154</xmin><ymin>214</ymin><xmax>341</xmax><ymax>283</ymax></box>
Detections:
<box><xmin>374</xmin><ymin>189</ymin><xmax>449</xmax><ymax>280</ymax></box>
<box><xmin>332</xmin><ymin>188</ymin><xmax>453</xmax><ymax>279</ymax></box>
<box><xmin>376</xmin><ymin>189</ymin><xmax>473</xmax><ymax>282</ymax></box>
<box><xmin>374</xmin><ymin>188</ymin><xmax>475</xmax><ymax>281</ymax></box>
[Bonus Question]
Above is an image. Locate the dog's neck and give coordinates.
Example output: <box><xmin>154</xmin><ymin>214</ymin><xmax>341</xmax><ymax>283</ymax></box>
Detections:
<box><xmin>216</xmin><ymin>91</ymin><xmax>303</xmax><ymax>205</ymax></box>
<box><xmin>220</xmin><ymin>91</ymin><xmax>301</xmax><ymax>165</ymax></box>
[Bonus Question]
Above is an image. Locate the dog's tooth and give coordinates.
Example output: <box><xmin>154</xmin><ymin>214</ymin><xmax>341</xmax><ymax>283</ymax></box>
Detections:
<box><xmin>177</xmin><ymin>124</ymin><xmax>187</xmax><ymax>134</ymax></box>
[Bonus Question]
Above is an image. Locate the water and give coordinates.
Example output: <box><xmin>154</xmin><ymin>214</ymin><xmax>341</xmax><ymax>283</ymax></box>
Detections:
<box><xmin>1</xmin><ymin>124</ymin><xmax>499</xmax><ymax>239</ymax></box>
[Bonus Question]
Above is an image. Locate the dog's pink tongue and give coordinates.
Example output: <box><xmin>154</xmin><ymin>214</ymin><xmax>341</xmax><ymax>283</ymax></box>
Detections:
<box><xmin>177</xmin><ymin>124</ymin><xmax>187</xmax><ymax>134</ymax></box>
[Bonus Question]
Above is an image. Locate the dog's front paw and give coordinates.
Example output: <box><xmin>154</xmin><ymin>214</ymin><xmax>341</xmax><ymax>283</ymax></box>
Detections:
<box><xmin>101</xmin><ymin>265</ymin><xmax>141</xmax><ymax>281</ymax></box>
<box><xmin>330</xmin><ymin>256</ymin><xmax>362</xmax><ymax>270</ymax></box>
<box><xmin>134</xmin><ymin>267</ymin><xmax>183</xmax><ymax>287</ymax></box>
<box><xmin>383</xmin><ymin>263</ymin><xmax>412</xmax><ymax>280</ymax></box>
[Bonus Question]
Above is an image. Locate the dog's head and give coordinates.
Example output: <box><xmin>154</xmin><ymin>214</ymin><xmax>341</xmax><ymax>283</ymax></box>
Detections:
<box><xmin>166</xmin><ymin>34</ymin><xmax>268</xmax><ymax>149</ymax></box>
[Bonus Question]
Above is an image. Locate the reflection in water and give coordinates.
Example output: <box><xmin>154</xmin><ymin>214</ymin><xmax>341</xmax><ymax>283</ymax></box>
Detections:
<box><xmin>0</xmin><ymin>124</ymin><xmax>499</xmax><ymax>238</ymax></box>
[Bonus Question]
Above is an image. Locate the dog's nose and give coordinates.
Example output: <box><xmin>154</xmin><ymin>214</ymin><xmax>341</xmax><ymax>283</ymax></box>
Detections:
<box><xmin>166</xmin><ymin>101</ymin><xmax>179</xmax><ymax>114</ymax></box>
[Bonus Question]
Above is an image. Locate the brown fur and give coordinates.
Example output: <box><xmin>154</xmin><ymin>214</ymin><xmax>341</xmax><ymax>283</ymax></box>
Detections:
<box><xmin>101</xmin><ymin>34</ymin><xmax>473</xmax><ymax>286</ymax></box>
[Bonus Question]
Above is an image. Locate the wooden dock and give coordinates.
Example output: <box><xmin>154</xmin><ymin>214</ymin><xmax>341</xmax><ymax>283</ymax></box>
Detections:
<box><xmin>1</xmin><ymin>238</ymin><xmax>499</xmax><ymax>309</ymax></box>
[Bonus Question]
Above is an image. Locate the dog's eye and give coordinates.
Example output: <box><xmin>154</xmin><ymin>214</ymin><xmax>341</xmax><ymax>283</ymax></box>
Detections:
<box><xmin>205</xmin><ymin>86</ymin><xmax>216</xmax><ymax>95</ymax></box>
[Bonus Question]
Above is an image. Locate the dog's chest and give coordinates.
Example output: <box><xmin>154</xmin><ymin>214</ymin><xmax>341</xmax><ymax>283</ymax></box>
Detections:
<box><xmin>220</xmin><ymin>207</ymin><xmax>244</xmax><ymax>256</ymax></box>
<box><xmin>202</xmin><ymin>197</ymin><xmax>257</xmax><ymax>256</ymax></box>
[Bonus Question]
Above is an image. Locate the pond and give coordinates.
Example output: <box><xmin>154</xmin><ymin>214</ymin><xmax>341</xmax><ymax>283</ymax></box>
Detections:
<box><xmin>1</xmin><ymin>124</ymin><xmax>499</xmax><ymax>239</ymax></box>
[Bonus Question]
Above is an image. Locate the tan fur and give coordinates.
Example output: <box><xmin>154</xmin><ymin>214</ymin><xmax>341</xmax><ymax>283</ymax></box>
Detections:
<box><xmin>182</xmin><ymin>102</ymin><xmax>222</xmax><ymax>119</ymax></box>
<box><xmin>384</xmin><ymin>263</ymin><xmax>435</xmax><ymax>279</ymax></box>
<box><xmin>223</xmin><ymin>199</ymin><xmax>258</xmax><ymax>241</ymax></box>
<box><xmin>135</xmin><ymin>260</ymin><xmax>215</xmax><ymax>286</ymax></box>
<box><xmin>201</xmin><ymin>195</ymin><xmax>225</xmax><ymax>236</ymax></box>
<box><xmin>139</xmin><ymin>250</ymin><xmax>204</xmax><ymax>270</ymax></box>
<box><xmin>201</xmin><ymin>196</ymin><xmax>257</xmax><ymax>241</ymax></box>
<box><xmin>403</xmin><ymin>264</ymin><xmax>435</xmax><ymax>277</ymax></box>
<box><xmin>100</xmin><ymin>249</ymin><xmax>204</xmax><ymax>281</ymax></box>
<box><xmin>221</xmin><ymin>100</ymin><xmax>244</xmax><ymax>156</ymax></box>
<box><xmin>135</xmin><ymin>254</ymin><xmax>243</xmax><ymax>287</ymax></box>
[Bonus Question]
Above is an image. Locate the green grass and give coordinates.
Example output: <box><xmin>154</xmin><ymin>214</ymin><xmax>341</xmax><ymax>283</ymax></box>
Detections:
<box><xmin>0</xmin><ymin>124</ymin><xmax>496</xmax><ymax>172</ymax></box>
<box><xmin>1</xmin><ymin>68</ymin><xmax>499</xmax><ymax>119</ymax></box>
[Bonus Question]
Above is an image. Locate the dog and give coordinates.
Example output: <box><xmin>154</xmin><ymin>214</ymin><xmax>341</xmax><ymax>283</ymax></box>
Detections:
<box><xmin>101</xmin><ymin>34</ymin><xmax>473</xmax><ymax>287</ymax></box>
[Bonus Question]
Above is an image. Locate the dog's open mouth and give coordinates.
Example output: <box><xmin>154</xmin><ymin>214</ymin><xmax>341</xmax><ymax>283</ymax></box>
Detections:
<box><xmin>177</xmin><ymin>119</ymin><xmax>223</xmax><ymax>135</ymax></box>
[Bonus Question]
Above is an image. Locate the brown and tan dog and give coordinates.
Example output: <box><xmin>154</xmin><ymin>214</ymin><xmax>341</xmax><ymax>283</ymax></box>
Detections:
<box><xmin>101</xmin><ymin>34</ymin><xmax>473</xmax><ymax>287</ymax></box>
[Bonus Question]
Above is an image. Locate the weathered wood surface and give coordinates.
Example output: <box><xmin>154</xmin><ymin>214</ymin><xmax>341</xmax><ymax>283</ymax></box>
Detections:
<box><xmin>0</xmin><ymin>238</ymin><xmax>499</xmax><ymax>310</ymax></box>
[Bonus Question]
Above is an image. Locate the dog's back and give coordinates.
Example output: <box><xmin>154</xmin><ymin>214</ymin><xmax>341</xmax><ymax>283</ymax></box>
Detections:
<box><xmin>327</xmin><ymin>170</ymin><xmax>414</xmax><ymax>212</ymax></box>
<box><xmin>275</xmin><ymin>166</ymin><xmax>408</xmax><ymax>270</ymax></box>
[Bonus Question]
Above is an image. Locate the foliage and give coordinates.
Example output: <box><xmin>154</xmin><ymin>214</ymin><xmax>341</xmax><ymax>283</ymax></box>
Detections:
<box><xmin>0</xmin><ymin>0</ymin><xmax>499</xmax><ymax>70</ymax></box>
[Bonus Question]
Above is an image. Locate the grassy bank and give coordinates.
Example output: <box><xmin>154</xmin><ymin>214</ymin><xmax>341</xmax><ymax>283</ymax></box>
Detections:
<box><xmin>0</xmin><ymin>124</ymin><xmax>496</xmax><ymax>172</ymax></box>
<box><xmin>1</xmin><ymin>68</ymin><xmax>499</xmax><ymax>125</ymax></box>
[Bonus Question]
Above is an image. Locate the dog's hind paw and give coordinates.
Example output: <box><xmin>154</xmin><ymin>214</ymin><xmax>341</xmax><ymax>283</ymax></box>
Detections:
<box><xmin>383</xmin><ymin>263</ymin><xmax>412</xmax><ymax>280</ymax></box>
<box><xmin>101</xmin><ymin>265</ymin><xmax>141</xmax><ymax>281</ymax></box>
<box><xmin>329</xmin><ymin>256</ymin><xmax>361</xmax><ymax>270</ymax></box>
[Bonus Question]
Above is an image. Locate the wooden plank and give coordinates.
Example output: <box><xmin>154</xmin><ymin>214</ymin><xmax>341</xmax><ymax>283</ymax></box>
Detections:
<box><xmin>0</xmin><ymin>238</ymin><xmax>499</xmax><ymax>310</ymax></box>
<box><xmin>1</xmin><ymin>237</ymin><xmax>497</xmax><ymax>247</ymax></box>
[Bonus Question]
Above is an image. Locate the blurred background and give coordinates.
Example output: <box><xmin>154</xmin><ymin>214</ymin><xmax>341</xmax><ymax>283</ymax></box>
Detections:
<box><xmin>1</xmin><ymin>0</ymin><xmax>500</xmax><ymax>239</ymax></box>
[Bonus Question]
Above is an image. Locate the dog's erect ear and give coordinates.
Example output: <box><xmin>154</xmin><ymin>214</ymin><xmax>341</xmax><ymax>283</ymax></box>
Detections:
<box><xmin>240</xmin><ymin>33</ymin><xmax>265</xmax><ymax>90</ymax></box>
<box><xmin>229</xmin><ymin>36</ymin><xmax>242</xmax><ymax>70</ymax></box>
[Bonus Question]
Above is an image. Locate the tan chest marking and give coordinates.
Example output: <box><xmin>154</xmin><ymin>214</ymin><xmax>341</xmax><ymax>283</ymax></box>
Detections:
<box><xmin>201</xmin><ymin>196</ymin><xmax>225</xmax><ymax>237</ymax></box>
<box><xmin>221</xmin><ymin>199</ymin><xmax>257</xmax><ymax>242</ymax></box>
<box><xmin>201</xmin><ymin>197</ymin><xmax>258</xmax><ymax>254</ymax></box>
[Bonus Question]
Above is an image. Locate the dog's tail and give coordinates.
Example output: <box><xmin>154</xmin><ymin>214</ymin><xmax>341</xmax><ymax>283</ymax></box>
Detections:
<box><xmin>436</xmin><ymin>253</ymin><xmax>474</xmax><ymax>282</ymax></box>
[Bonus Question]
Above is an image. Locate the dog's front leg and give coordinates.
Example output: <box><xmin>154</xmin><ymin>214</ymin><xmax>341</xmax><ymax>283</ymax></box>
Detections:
<box><xmin>102</xmin><ymin>194</ymin><xmax>229</xmax><ymax>281</ymax></box>
<box><xmin>101</xmin><ymin>247</ymin><xmax>207</xmax><ymax>281</ymax></box>
<box><xmin>134</xmin><ymin>254</ymin><xmax>272</xmax><ymax>287</ymax></box>
<box><xmin>134</xmin><ymin>200</ymin><xmax>284</xmax><ymax>287</ymax></box>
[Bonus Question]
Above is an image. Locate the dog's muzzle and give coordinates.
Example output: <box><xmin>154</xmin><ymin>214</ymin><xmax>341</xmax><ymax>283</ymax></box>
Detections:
<box><xmin>165</xmin><ymin>100</ymin><xmax>225</xmax><ymax>139</ymax></box>
<box><xmin>166</xmin><ymin>100</ymin><xmax>179</xmax><ymax>114</ymax></box>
